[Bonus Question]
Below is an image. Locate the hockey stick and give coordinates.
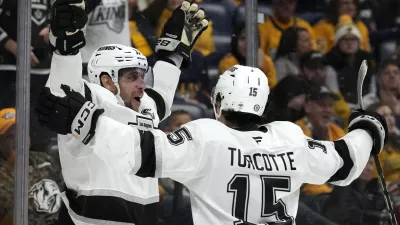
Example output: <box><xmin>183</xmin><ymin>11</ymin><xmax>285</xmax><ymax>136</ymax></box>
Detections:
<box><xmin>356</xmin><ymin>60</ymin><xmax>398</xmax><ymax>225</ymax></box>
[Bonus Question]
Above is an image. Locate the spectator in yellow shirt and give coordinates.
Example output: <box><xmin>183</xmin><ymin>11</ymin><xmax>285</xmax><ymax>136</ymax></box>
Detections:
<box><xmin>299</xmin><ymin>51</ymin><xmax>351</xmax><ymax>127</ymax></box>
<box><xmin>154</xmin><ymin>0</ymin><xmax>215</xmax><ymax>56</ymax></box>
<box><xmin>219</xmin><ymin>25</ymin><xmax>277</xmax><ymax>88</ymax></box>
<box><xmin>368</xmin><ymin>103</ymin><xmax>400</xmax><ymax>182</ymax></box>
<box><xmin>258</xmin><ymin>0</ymin><xmax>316</xmax><ymax>58</ymax></box>
<box><xmin>313</xmin><ymin>0</ymin><xmax>371</xmax><ymax>53</ymax></box>
<box><xmin>296</xmin><ymin>86</ymin><xmax>345</xmax><ymax>195</ymax></box>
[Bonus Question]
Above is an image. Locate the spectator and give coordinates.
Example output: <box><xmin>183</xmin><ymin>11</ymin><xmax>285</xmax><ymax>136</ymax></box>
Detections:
<box><xmin>299</xmin><ymin>51</ymin><xmax>351</xmax><ymax>127</ymax></box>
<box><xmin>296</xmin><ymin>86</ymin><xmax>344</xmax><ymax>140</ymax></box>
<box><xmin>0</xmin><ymin>108</ymin><xmax>63</xmax><ymax>225</ymax></box>
<box><xmin>219</xmin><ymin>25</ymin><xmax>277</xmax><ymax>88</ymax></box>
<box><xmin>313</xmin><ymin>0</ymin><xmax>371</xmax><ymax>53</ymax></box>
<box><xmin>323</xmin><ymin>156</ymin><xmax>390</xmax><ymax>225</ymax></box>
<box><xmin>265</xmin><ymin>75</ymin><xmax>309</xmax><ymax>123</ymax></box>
<box><xmin>296</xmin><ymin>86</ymin><xmax>345</xmax><ymax>195</ymax></box>
<box><xmin>128</xmin><ymin>0</ymin><xmax>157</xmax><ymax>66</ymax></box>
<box><xmin>0</xmin><ymin>0</ymin><xmax>55</xmax><ymax>152</ymax></box>
<box><xmin>81</xmin><ymin>0</ymin><xmax>131</xmax><ymax>75</ymax></box>
<box><xmin>324</xmin><ymin>18</ymin><xmax>375</xmax><ymax>105</ymax></box>
<box><xmin>363</xmin><ymin>59</ymin><xmax>400</xmax><ymax>128</ymax></box>
<box><xmin>368</xmin><ymin>103</ymin><xmax>400</xmax><ymax>182</ymax></box>
<box><xmin>258</xmin><ymin>0</ymin><xmax>316</xmax><ymax>58</ymax></box>
<box><xmin>151</xmin><ymin>0</ymin><xmax>215</xmax><ymax>56</ymax></box>
<box><xmin>164</xmin><ymin>110</ymin><xmax>193</xmax><ymax>132</ymax></box>
<box><xmin>274</xmin><ymin>27</ymin><xmax>313</xmax><ymax>81</ymax></box>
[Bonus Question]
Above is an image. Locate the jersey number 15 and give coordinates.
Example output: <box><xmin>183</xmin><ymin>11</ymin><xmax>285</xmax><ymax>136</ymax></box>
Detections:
<box><xmin>227</xmin><ymin>174</ymin><xmax>294</xmax><ymax>225</ymax></box>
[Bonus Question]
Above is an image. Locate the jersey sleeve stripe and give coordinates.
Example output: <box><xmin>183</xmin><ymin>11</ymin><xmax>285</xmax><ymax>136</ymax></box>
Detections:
<box><xmin>327</xmin><ymin>139</ymin><xmax>354</xmax><ymax>182</ymax></box>
<box><xmin>135</xmin><ymin>130</ymin><xmax>157</xmax><ymax>177</ymax></box>
<box><xmin>144</xmin><ymin>88</ymin><xmax>166</xmax><ymax>121</ymax></box>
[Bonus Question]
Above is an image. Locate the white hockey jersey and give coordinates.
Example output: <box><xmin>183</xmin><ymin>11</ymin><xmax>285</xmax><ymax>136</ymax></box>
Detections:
<box><xmin>82</xmin><ymin>0</ymin><xmax>130</xmax><ymax>63</ymax></box>
<box><xmin>90</xmin><ymin>118</ymin><xmax>373</xmax><ymax>225</ymax></box>
<box><xmin>46</xmin><ymin>52</ymin><xmax>180</xmax><ymax>224</ymax></box>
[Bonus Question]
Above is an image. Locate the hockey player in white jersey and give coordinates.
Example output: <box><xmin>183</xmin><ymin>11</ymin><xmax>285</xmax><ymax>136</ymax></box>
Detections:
<box><xmin>37</xmin><ymin>65</ymin><xmax>388</xmax><ymax>225</ymax></box>
<box><xmin>37</xmin><ymin>0</ymin><xmax>208</xmax><ymax>224</ymax></box>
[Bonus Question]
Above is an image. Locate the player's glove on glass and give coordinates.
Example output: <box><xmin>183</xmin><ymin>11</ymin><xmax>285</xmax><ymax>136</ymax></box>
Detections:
<box><xmin>36</xmin><ymin>84</ymin><xmax>104</xmax><ymax>145</ymax></box>
<box><xmin>155</xmin><ymin>1</ymin><xmax>208</xmax><ymax>68</ymax></box>
<box><xmin>49</xmin><ymin>0</ymin><xmax>87</xmax><ymax>55</ymax></box>
<box><xmin>348</xmin><ymin>110</ymin><xmax>388</xmax><ymax>155</ymax></box>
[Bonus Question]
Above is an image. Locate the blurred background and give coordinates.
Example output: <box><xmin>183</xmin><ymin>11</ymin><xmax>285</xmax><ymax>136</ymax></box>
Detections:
<box><xmin>1</xmin><ymin>0</ymin><xmax>400</xmax><ymax>224</ymax></box>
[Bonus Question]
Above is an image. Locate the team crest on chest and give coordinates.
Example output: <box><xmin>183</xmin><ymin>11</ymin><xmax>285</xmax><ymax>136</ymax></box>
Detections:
<box><xmin>89</xmin><ymin>0</ymin><xmax>126</xmax><ymax>33</ymax></box>
<box><xmin>31</xmin><ymin>0</ymin><xmax>48</xmax><ymax>26</ymax></box>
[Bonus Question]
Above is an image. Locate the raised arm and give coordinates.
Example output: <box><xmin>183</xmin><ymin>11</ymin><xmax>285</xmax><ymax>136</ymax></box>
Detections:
<box><xmin>140</xmin><ymin>1</ymin><xmax>209</xmax><ymax>121</ymax></box>
<box><xmin>303</xmin><ymin>110</ymin><xmax>387</xmax><ymax>186</ymax></box>
<box><xmin>46</xmin><ymin>0</ymin><xmax>88</xmax><ymax>96</ymax></box>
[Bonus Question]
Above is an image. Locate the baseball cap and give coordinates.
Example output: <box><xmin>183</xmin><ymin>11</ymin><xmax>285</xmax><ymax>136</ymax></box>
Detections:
<box><xmin>300</xmin><ymin>51</ymin><xmax>327</xmax><ymax>69</ymax></box>
<box><xmin>0</xmin><ymin>108</ymin><xmax>16</xmax><ymax>135</ymax></box>
<box><xmin>307</xmin><ymin>86</ymin><xmax>339</xmax><ymax>101</ymax></box>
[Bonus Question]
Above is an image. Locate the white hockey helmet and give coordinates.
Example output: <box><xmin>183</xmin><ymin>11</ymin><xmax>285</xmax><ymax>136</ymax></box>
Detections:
<box><xmin>211</xmin><ymin>65</ymin><xmax>270</xmax><ymax>118</ymax></box>
<box><xmin>87</xmin><ymin>44</ymin><xmax>148</xmax><ymax>86</ymax></box>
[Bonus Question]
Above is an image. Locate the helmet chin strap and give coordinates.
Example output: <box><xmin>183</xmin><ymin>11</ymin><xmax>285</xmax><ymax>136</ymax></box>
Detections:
<box><xmin>114</xmin><ymin>83</ymin><xmax>125</xmax><ymax>106</ymax></box>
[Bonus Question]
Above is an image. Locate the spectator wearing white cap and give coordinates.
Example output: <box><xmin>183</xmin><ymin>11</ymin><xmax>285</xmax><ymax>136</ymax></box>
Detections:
<box><xmin>324</xmin><ymin>15</ymin><xmax>375</xmax><ymax>106</ymax></box>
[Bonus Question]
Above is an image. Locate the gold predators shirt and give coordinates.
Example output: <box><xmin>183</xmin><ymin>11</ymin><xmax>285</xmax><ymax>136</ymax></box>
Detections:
<box><xmin>258</xmin><ymin>15</ymin><xmax>316</xmax><ymax>57</ymax></box>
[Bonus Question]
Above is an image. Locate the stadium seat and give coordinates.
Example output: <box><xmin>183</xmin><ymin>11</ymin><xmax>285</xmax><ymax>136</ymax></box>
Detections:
<box><xmin>198</xmin><ymin>3</ymin><xmax>232</xmax><ymax>35</ymax></box>
<box><xmin>213</xmin><ymin>34</ymin><xmax>231</xmax><ymax>55</ymax></box>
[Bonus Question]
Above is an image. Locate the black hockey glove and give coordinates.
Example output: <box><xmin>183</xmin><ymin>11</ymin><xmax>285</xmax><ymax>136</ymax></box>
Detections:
<box><xmin>36</xmin><ymin>85</ymin><xmax>104</xmax><ymax>145</ymax></box>
<box><xmin>49</xmin><ymin>0</ymin><xmax>87</xmax><ymax>55</ymax></box>
<box><xmin>155</xmin><ymin>1</ymin><xmax>209</xmax><ymax>68</ymax></box>
<box><xmin>348</xmin><ymin>110</ymin><xmax>388</xmax><ymax>155</ymax></box>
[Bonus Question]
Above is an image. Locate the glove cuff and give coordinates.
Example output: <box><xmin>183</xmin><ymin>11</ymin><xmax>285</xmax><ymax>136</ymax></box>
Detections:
<box><xmin>348</xmin><ymin>114</ymin><xmax>386</xmax><ymax>155</ymax></box>
<box><xmin>71</xmin><ymin>101</ymin><xmax>104</xmax><ymax>145</ymax></box>
<box><xmin>155</xmin><ymin>38</ymin><xmax>191</xmax><ymax>68</ymax></box>
<box><xmin>50</xmin><ymin>29</ymin><xmax>85</xmax><ymax>55</ymax></box>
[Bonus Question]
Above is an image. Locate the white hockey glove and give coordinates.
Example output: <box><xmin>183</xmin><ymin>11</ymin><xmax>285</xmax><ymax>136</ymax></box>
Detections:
<box><xmin>49</xmin><ymin>0</ymin><xmax>87</xmax><ymax>55</ymax></box>
<box><xmin>348</xmin><ymin>110</ymin><xmax>388</xmax><ymax>155</ymax></box>
<box><xmin>155</xmin><ymin>1</ymin><xmax>209</xmax><ymax>68</ymax></box>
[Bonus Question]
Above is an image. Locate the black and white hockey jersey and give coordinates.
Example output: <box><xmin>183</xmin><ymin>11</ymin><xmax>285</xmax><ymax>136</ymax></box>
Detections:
<box><xmin>90</xmin><ymin>118</ymin><xmax>374</xmax><ymax>225</ymax></box>
<box><xmin>0</xmin><ymin>0</ymin><xmax>52</xmax><ymax>73</ymax></box>
<box><xmin>82</xmin><ymin>0</ymin><xmax>130</xmax><ymax>63</ymax></box>
<box><xmin>46</xmin><ymin>52</ymin><xmax>180</xmax><ymax>224</ymax></box>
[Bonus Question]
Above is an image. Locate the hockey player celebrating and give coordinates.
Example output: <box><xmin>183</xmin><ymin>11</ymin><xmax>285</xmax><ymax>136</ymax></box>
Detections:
<box><xmin>37</xmin><ymin>0</ymin><xmax>208</xmax><ymax>224</ymax></box>
<box><xmin>37</xmin><ymin>64</ymin><xmax>387</xmax><ymax>224</ymax></box>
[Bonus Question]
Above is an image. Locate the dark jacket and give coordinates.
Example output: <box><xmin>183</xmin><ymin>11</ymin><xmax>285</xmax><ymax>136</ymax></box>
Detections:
<box><xmin>322</xmin><ymin>179</ymin><xmax>389</xmax><ymax>225</ymax></box>
<box><xmin>325</xmin><ymin>47</ymin><xmax>375</xmax><ymax>104</ymax></box>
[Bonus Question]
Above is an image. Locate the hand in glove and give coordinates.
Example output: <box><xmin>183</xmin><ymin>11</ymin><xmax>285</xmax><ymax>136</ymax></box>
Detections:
<box><xmin>36</xmin><ymin>85</ymin><xmax>104</xmax><ymax>145</ymax></box>
<box><xmin>49</xmin><ymin>0</ymin><xmax>87</xmax><ymax>55</ymax></box>
<box><xmin>348</xmin><ymin>110</ymin><xmax>388</xmax><ymax>155</ymax></box>
<box><xmin>155</xmin><ymin>1</ymin><xmax>208</xmax><ymax>68</ymax></box>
